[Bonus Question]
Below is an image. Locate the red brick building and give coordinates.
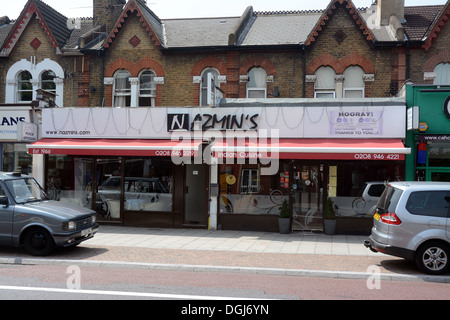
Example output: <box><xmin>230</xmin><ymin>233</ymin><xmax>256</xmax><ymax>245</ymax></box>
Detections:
<box><xmin>0</xmin><ymin>0</ymin><xmax>448</xmax><ymax>232</ymax></box>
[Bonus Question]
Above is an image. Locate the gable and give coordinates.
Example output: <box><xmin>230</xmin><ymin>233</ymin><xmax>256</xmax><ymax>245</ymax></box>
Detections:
<box><xmin>1</xmin><ymin>0</ymin><xmax>71</xmax><ymax>57</ymax></box>
<box><xmin>9</xmin><ymin>15</ymin><xmax>59</xmax><ymax>58</ymax></box>
<box><xmin>422</xmin><ymin>3</ymin><xmax>450</xmax><ymax>51</ymax></box>
<box><xmin>103</xmin><ymin>0</ymin><xmax>164</xmax><ymax>49</ymax></box>
<box><xmin>305</xmin><ymin>0</ymin><xmax>374</xmax><ymax>47</ymax></box>
<box><xmin>106</xmin><ymin>14</ymin><xmax>162</xmax><ymax>54</ymax></box>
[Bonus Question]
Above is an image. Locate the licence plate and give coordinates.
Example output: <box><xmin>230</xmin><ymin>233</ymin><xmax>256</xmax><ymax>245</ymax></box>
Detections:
<box><xmin>374</xmin><ymin>213</ymin><xmax>380</xmax><ymax>221</ymax></box>
<box><xmin>81</xmin><ymin>228</ymin><xmax>92</xmax><ymax>237</ymax></box>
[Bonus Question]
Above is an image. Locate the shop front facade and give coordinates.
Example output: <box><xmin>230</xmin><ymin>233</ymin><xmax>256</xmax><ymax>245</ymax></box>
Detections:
<box><xmin>28</xmin><ymin>98</ymin><xmax>410</xmax><ymax>233</ymax></box>
<box><xmin>0</xmin><ymin>105</ymin><xmax>37</xmax><ymax>175</ymax></box>
<box><xmin>405</xmin><ymin>85</ymin><xmax>450</xmax><ymax>182</ymax></box>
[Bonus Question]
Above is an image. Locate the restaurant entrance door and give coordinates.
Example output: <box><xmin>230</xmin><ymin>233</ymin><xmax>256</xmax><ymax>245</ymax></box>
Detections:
<box><xmin>290</xmin><ymin>164</ymin><xmax>326</xmax><ymax>231</ymax></box>
<box><xmin>184</xmin><ymin>164</ymin><xmax>208</xmax><ymax>227</ymax></box>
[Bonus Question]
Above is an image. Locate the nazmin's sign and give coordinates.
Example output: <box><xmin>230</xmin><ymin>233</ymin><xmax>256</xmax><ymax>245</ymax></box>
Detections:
<box><xmin>168</xmin><ymin>113</ymin><xmax>259</xmax><ymax>131</ymax></box>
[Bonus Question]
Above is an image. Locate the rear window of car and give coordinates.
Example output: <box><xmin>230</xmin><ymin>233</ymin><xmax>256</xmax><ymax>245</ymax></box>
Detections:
<box><xmin>367</xmin><ymin>184</ymin><xmax>386</xmax><ymax>197</ymax></box>
<box><xmin>405</xmin><ymin>191</ymin><xmax>450</xmax><ymax>218</ymax></box>
<box><xmin>377</xmin><ymin>186</ymin><xmax>403</xmax><ymax>213</ymax></box>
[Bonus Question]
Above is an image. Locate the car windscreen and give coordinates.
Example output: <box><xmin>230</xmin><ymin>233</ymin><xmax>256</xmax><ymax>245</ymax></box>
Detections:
<box><xmin>5</xmin><ymin>178</ymin><xmax>49</xmax><ymax>204</ymax></box>
<box><xmin>376</xmin><ymin>185</ymin><xmax>403</xmax><ymax>213</ymax></box>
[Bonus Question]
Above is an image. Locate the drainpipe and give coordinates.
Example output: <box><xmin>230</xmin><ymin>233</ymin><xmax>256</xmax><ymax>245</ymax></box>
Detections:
<box><xmin>302</xmin><ymin>44</ymin><xmax>306</xmax><ymax>98</ymax></box>
<box><xmin>406</xmin><ymin>41</ymin><xmax>410</xmax><ymax>81</ymax></box>
<box><xmin>100</xmin><ymin>49</ymin><xmax>105</xmax><ymax>107</ymax></box>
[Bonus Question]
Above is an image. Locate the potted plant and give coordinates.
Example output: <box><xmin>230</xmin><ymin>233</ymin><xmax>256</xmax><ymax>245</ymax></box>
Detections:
<box><xmin>278</xmin><ymin>199</ymin><xmax>290</xmax><ymax>234</ymax></box>
<box><xmin>323</xmin><ymin>197</ymin><xmax>336</xmax><ymax>235</ymax></box>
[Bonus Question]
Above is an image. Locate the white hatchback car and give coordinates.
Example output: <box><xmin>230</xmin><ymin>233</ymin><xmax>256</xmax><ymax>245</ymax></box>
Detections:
<box><xmin>365</xmin><ymin>182</ymin><xmax>450</xmax><ymax>275</ymax></box>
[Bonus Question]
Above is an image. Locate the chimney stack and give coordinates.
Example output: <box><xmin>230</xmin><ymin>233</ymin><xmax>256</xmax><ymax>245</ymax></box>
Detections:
<box><xmin>377</xmin><ymin>0</ymin><xmax>405</xmax><ymax>26</ymax></box>
<box><xmin>93</xmin><ymin>0</ymin><xmax>126</xmax><ymax>32</ymax></box>
<box><xmin>376</xmin><ymin>0</ymin><xmax>405</xmax><ymax>41</ymax></box>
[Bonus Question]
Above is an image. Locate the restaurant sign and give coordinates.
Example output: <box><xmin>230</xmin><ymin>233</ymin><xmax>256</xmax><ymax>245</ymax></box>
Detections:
<box><xmin>168</xmin><ymin>113</ymin><xmax>259</xmax><ymax>132</ymax></box>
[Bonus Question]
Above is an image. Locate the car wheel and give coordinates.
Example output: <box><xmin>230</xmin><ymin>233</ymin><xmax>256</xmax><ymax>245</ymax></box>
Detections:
<box><xmin>415</xmin><ymin>241</ymin><xmax>450</xmax><ymax>275</ymax></box>
<box><xmin>24</xmin><ymin>228</ymin><xmax>55</xmax><ymax>256</ymax></box>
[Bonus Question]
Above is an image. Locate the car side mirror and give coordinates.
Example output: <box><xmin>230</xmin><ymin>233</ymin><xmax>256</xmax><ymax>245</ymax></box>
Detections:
<box><xmin>0</xmin><ymin>196</ymin><xmax>9</xmax><ymax>206</ymax></box>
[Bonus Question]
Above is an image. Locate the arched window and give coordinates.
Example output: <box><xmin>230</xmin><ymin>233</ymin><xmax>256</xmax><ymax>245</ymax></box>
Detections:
<box><xmin>247</xmin><ymin>67</ymin><xmax>267</xmax><ymax>98</ymax></box>
<box><xmin>315</xmin><ymin>66</ymin><xmax>336</xmax><ymax>98</ymax></box>
<box><xmin>139</xmin><ymin>70</ymin><xmax>156</xmax><ymax>107</ymax></box>
<box><xmin>200</xmin><ymin>68</ymin><xmax>219</xmax><ymax>106</ymax></box>
<box><xmin>343</xmin><ymin>66</ymin><xmax>365</xmax><ymax>98</ymax></box>
<box><xmin>17</xmin><ymin>71</ymin><xmax>33</xmax><ymax>102</ymax></box>
<box><xmin>113</xmin><ymin>70</ymin><xmax>131</xmax><ymax>107</ymax></box>
<box><xmin>41</xmin><ymin>70</ymin><xmax>56</xmax><ymax>94</ymax></box>
<box><xmin>434</xmin><ymin>63</ymin><xmax>450</xmax><ymax>85</ymax></box>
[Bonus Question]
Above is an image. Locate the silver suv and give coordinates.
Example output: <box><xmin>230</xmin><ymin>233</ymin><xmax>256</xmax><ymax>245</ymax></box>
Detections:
<box><xmin>365</xmin><ymin>182</ymin><xmax>450</xmax><ymax>275</ymax></box>
<box><xmin>0</xmin><ymin>172</ymin><xmax>98</xmax><ymax>256</ymax></box>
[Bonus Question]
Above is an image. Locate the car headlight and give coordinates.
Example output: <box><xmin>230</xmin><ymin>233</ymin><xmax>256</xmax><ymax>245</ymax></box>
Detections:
<box><xmin>64</xmin><ymin>221</ymin><xmax>76</xmax><ymax>231</ymax></box>
<box><xmin>91</xmin><ymin>215</ymin><xmax>96</xmax><ymax>224</ymax></box>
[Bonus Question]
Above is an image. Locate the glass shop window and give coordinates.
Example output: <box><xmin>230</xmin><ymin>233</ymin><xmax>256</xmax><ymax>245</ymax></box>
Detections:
<box><xmin>428</xmin><ymin>142</ymin><xmax>450</xmax><ymax>167</ymax></box>
<box><xmin>1</xmin><ymin>143</ymin><xmax>32</xmax><ymax>174</ymax></box>
<box><xmin>219</xmin><ymin>164</ymin><xmax>288</xmax><ymax>215</ymax></box>
<box><xmin>124</xmin><ymin>158</ymin><xmax>173</xmax><ymax>212</ymax></box>
<box><xmin>46</xmin><ymin>156</ymin><xmax>94</xmax><ymax>210</ymax></box>
<box><xmin>240</xmin><ymin>168</ymin><xmax>259</xmax><ymax>194</ymax></box>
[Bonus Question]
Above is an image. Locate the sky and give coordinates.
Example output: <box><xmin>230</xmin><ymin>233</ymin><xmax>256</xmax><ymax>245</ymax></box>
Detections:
<box><xmin>2</xmin><ymin>0</ymin><xmax>448</xmax><ymax>19</ymax></box>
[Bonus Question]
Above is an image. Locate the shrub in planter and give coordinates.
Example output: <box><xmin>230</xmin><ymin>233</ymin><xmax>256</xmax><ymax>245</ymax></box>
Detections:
<box><xmin>278</xmin><ymin>200</ymin><xmax>290</xmax><ymax>234</ymax></box>
<box><xmin>323</xmin><ymin>197</ymin><xmax>336</xmax><ymax>235</ymax></box>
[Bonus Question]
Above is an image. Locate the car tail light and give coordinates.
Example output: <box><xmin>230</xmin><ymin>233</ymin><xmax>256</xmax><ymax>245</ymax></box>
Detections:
<box><xmin>380</xmin><ymin>212</ymin><xmax>402</xmax><ymax>225</ymax></box>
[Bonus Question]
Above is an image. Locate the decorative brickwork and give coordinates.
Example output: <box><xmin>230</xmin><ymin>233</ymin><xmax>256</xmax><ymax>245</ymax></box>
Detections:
<box><xmin>30</xmin><ymin>37</ymin><xmax>41</xmax><ymax>50</ymax></box>
<box><xmin>105</xmin><ymin>57</ymin><xmax>165</xmax><ymax>78</ymax></box>
<box><xmin>190</xmin><ymin>56</ymin><xmax>227</xmax><ymax>105</ymax></box>
<box><xmin>422</xmin><ymin>4</ymin><xmax>450</xmax><ymax>51</ymax></box>
<box><xmin>306</xmin><ymin>52</ymin><xmax>375</xmax><ymax>74</ymax></box>
<box><xmin>129</xmin><ymin>35</ymin><xmax>141</xmax><ymax>48</ymax></box>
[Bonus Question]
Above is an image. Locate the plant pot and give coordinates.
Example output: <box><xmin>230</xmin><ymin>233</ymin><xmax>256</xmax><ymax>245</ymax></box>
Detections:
<box><xmin>278</xmin><ymin>218</ymin><xmax>290</xmax><ymax>234</ymax></box>
<box><xmin>323</xmin><ymin>219</ymin><xmax>336</xmax><ymax>235</ymax></box>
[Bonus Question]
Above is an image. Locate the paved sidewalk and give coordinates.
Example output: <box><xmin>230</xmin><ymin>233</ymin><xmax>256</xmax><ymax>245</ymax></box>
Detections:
<box><xmin>1</xmin><ymin>226</ymin><xmax>449</xmax><ymax>282</ymax></box>
<box><xmin>89</xmin><ymin>226</ymin><xmax>376</xmax><ymax>256</ymax></box>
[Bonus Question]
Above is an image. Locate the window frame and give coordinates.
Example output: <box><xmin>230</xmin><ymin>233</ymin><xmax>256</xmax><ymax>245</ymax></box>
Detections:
<box><xmin>314</xmin><ymin>91</ymin><xmax>336</xmax><ymax>99</ymax></box>
<box><xmin>138</xmin><ymin>69</ymin><xmax>156</xmax><ymax>107</ymax></box>
<box><xmin>17</xmin><ymin>71</ymin><xmax>33</xmax><ymax>103</ymax></box>
<box><xmin>434</xmin><ymin>63</ymin><xmax>450</xmax><ymax>85</ymax></box>
<box><xmin>240</xmin><ymin>168</ymin><xmax>259</xmax><ymax>194</ymax></box>
<box><xmin>343</xmin><ymin>87</ymin><xmax>364</xmax><ymax>98</ymax></box>
<box><xmin>40</xmin><ymin>70</ymin><xmax>57</xmax><ymax>94</ymax></box>
<box><xmin>343</xmin><ymin>66</ymin><xmax>365</xmax><ymax>98</ymax></box>
<box><xmin>314</xmin><ymin>66</ymin><xmax>336</xmax><ymax>99</ymax></box>
<box><xmin>113</xmin><ymin>70</ymin><xmax>132</xmax><ymax>107</ymax></box>
<box><xmin>200</xmin><ymin>68</ymin><xmax>220</xmax><ymax>106</ymax></box>
<box><xmin>246</xmin><ymin>67</ymin><xmax>267</xmax><ymax>99</ymax></box>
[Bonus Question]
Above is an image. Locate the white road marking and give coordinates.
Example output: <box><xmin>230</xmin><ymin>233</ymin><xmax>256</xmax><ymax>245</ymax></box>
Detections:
<box><xmin>0</xmin><ymin>285</ymin><xmax>259</xmax><ymax>300</ymax></box>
